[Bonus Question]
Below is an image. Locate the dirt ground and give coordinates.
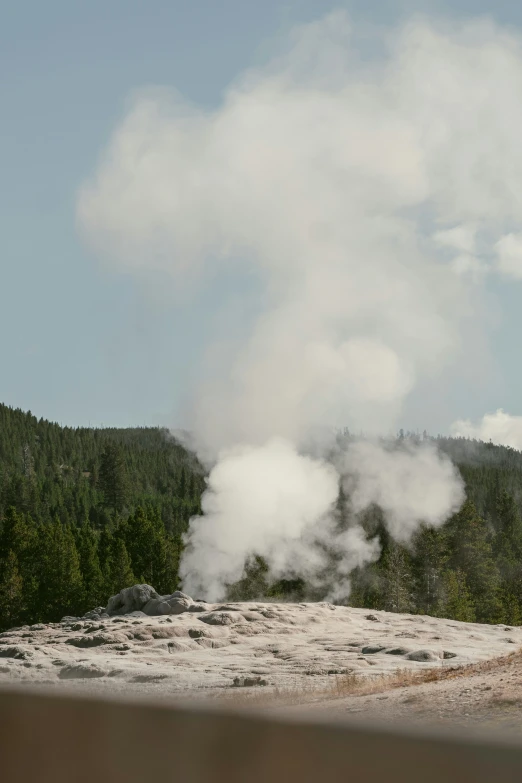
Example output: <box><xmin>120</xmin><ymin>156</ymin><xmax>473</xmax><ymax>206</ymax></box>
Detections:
<box><xmin>277</xmin><ymin>650</ymin><xmax>522</xmax><ymax>735</ymax></box>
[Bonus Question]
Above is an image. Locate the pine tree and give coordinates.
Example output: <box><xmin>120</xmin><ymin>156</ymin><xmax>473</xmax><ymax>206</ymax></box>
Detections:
<box><xmin>178</xmin><ymin>466</ymin><xmax>187</xmax><ymax>500</ymax></box>
<box><xmin>494</xmin><ymin>491</ymin><xmax>522</xmax><ymax>623</ymax></box>
<box><xmin>411</xmin><ymin>526</ymin><xmax>446</xmax><ymax>615</ymax></box>
<box><xmin>0</xmin><ymin>507</ymin><xmax>39</xmax><ymax>622</ymax></box>
<box><xmin>494</xmin><ymin>490</ymin><xmax>522</xmax><ymax>561</ymax></box>
<box><xmin>76</xmin><ymin>521</ymin><xmax>104</xmax><ymax>612</ymax></box>
<box><xmin>107</xmin><ymin>538</ymin><xmax>135</xmax><ymax>596</ymax></box>
<box><xmin>336</xmin><ymin>483</ymin><xmax>349</xmax><ymax>531</ymax></box>
<box><xmin>99</xmin><ymin>443</ymin><xmax>129</xmax><ymax>512</ymax></box>
<box><xmin>445</xmin><ymin>500</ymin><xmax>503</xmax><ymax>623</ymax></box>
<box><xmin>37</xmin><ymin>519</ymin><xmax>83</xmax><ymax>621</ymax></box>
<box><xmin>226</xmin><ymin>555</ymin><xmax>270</xmax><ymax>601</ymax></box>
<box><xmin>0</xmin><ymin>551</ymin><xmax>24</xmax><ymax>630</ymax></box>
<box><xmin>436</xmin><ymin>569</ymin><xmax>476</xmax><ymax>622</ymax></box>
<box><xmin>380</xmin><ymin>542</ymin><xmax>413</xmax><ymax>613</ymax></box>
<box><xmin>124</xmin><ymin>506</ymin><xmax>155</xmax><ymax>583</ymax></box>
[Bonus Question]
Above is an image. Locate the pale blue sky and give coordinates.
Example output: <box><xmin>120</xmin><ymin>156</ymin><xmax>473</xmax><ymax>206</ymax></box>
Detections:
<box><xmin>1</xmin><ymin>0</ymin><xmax>522</xmax><ymax>431</ymax></box>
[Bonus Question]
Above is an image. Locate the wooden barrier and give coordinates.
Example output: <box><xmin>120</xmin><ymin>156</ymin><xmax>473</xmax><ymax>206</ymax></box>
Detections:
<box><xmin>1</xmin><ymin>684</ymin><xmax>522</xmax><ymax>782</ymax></box>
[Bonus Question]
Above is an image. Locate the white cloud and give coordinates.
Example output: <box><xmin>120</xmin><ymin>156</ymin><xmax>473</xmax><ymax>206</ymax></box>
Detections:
<box><xmin>495</xmin><ymin>233</ymin><xmax>522</xmax><ymax>279</ymax></box>
<box><xmin>450</xmin><ymin>253</ymin><xmax>489</xmax><ymax>282</ymax></box>
<box><xmin>432</xmin><ymin>224</ymin><xmax>476</xmax><ymax>254</ymax></box>
<box><xmin>78</xmin><ymin>12</ymin><xmax>522</xmax><ymax>450</ymax></box>
<box><xmin>451</xmin><ymin>408</ymin><xmax>522</xmax><ymax>450</ymax></box>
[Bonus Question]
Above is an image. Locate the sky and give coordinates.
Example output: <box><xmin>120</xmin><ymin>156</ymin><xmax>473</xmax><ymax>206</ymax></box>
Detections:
<box><xmin>3</xmin><ymin>0</ymin><xmax>522</xmax><ymax>435</ymax></box>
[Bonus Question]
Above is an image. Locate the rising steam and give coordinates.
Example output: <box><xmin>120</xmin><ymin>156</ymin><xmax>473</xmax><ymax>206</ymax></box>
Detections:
<box><xmin>77</xmin><ymin>12</ymin><xmax>522</xmax><ymax>599</ymax></box>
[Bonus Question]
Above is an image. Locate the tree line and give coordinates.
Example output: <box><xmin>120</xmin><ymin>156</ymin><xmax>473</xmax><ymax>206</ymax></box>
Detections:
<box><xmin>229</xmin><ymin>491</ymin><xmax>522</xmax><ymax>625</ymax></box>
<box><xmin>229</xmin><ymin>434</ymin><xmax>522</xmax><ymax>625</ymax></box>
<box><xmin>0</xmin><ymin>402</ymin><xmax>202</xmax><ymax>630</ymax></box>
<box><xmin>3</xmin><ymin>403</ymin><xmax>522</xmax><ymax>630</ymax></box>
<box><xmin>0</xmin><ymin>403</ymin><xmax>204</xmax><ymax>537</ymax></box>
<box><xmin>0</xmin><ymin>504</ymin><xmax>180</xmax><ymax>629</ymax></box>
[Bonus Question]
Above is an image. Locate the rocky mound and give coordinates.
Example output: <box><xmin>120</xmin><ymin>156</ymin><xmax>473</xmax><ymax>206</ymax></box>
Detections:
<box><xmin>1</xmin><ymin>585</ymin><xmax>520</xmax><ymax>698</ymax></box>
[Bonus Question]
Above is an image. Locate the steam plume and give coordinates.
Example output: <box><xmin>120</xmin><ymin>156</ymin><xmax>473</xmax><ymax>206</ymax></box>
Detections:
<box><xmin>77</xmin><ymin>12</ymin><xmax>522</xmax><ymax>599</ymax></box>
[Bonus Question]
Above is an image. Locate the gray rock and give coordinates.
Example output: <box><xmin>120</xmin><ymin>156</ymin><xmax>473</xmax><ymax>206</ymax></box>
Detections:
<box><xmin>406</xmin><ymin>649</ymin><xmax>440</xmax><ymax>662</ymax></box>
<box><xmin>143</xmin><ymin>596</ymin><xmax>192</xmax><ymax>615</ymax></box>
<box><xmin>82</xmin><ymin>607</ymin><xmax>107</xmax><ymax>620</ymax></box>
<box><xmin>107</xmin><ymin>585</ymin><xmax>160</xmax><ymax>616</ymax></box>
<box><xmin>106</xmin><ymin>584</ymin><xmax>194</xmax><ymax>617</ymax></box>
<box><xmin>198</xmin><ymin>611</ymin><xmax>244</xmax><ymax>626</ymax></box>
<box><xmin>165</xmin><ymin>596</ymin><xmax>193</xmax><ymax>614</ymax></box>
<box><xmin>66</xmin><ymin>634</ymin><xmax>122</xmax><ymax>648</ymax></box>
<box><xmin>443</xmin><ymin>651</ymin><xmax>457</xmax><ymax>659</ymax></box>
<box><xmin>188</xmin><ymin>627</ymin><xmax>211</xmax><ymax>639</ymax></box>
<box><xmin>141</xmin><ymin>598</ymin><xmax>166</xmax><ymax>615</ymax></box>
<box><xmin>385</xmin><ymin>647</ymin><xmax>411</xmax><ymax>656</ymax></box>
<box><xmin>361</xmin><ymin>645</ymin><xmax>386</xmax><ymax>655</ymax></box>
<box><xmin>132</xmin><ymin>673</ymin><xmax>169</xmax><ymax>683</ymax></box>
<box><xmin>195</xmin><ymin>638</ymin><xmax>230</xmax><ymax>649</ymax></box>
<box><xmin>58</xmin><ymin>664</ymin><xmax>107</xmax><ymax>680</ymax></box>
<box><xmin>0</xmin><ymin>646</ymin><xmax>33</xmax><ymax>660</ymax></box>
<box><xmin>232</xmin><ymin>676</ymin><xmax>267</xmax><ymax>687</ymax></box>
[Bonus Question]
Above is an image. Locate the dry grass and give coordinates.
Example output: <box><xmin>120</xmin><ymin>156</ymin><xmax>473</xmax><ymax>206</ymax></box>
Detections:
<box><xmin>214</xmin><ymin>649</ymin><xmax>522</xmax><ymax>709</ymax></box>
<box><xmin>489</xmin><ymin>695</ymin><xmax>522</xmax><ymax>708</ymax></box>
<box><xmin>331</xmin><ymin>648</ymin><xmax>522</xmax><ymax>698</ymax></box>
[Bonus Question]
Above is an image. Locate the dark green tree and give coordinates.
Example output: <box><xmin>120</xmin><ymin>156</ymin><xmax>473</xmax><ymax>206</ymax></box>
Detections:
<box><xmin>106</xmin><ymin>537</ymin><xmax>135</xmax><ymax>596</ymax></box>
<box><xmin>411</xmin><ymin>525</ymin><xmax>447</xmax><ymax>615</ymax></box>
<box><xmin>445</xmin><ymin>500</ymin><xmax>502</xmax><ymax>623</ymax></box>
<box><xmin>36</xmin><ymin>518</ymin><xmax>83</xmax><ymax>621</ymax></box>
<box><xmin>436</xmin><ymin>568</ymin><xmax>476</xmax><ymax>622</ymax></box>
<box><xmin>0</xmin><ymin>551</ymin><xmax>24</xmax><ymax>629</ymax></box>
<box><xmin>76</xmin><ymin>521</ymin><xmax>104</xmax><ymax>612</ymax></box>
<box><xmin>99</xmin><ymin>443</ymin><xmax>129</xmax><ymax>512</ymax></box>
<box><xmin>380</xmin><ymin>541</ymin><xmax>413</xmax><ymax>613</ymax></box>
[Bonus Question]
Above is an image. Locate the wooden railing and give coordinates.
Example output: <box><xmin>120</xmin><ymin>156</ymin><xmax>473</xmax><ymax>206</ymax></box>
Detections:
<box><xmin>1</xmin><ymin>684</ymin><xmax>522</xmax><ymax>782</ymax></box>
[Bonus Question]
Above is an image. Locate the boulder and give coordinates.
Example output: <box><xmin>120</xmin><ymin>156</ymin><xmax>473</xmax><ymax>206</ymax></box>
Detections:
<box><xmin>406</xmin><ymin>649</ymin><xmax>441</xmax><ymax>662</ymax></box>
<box><xmin>361</xmin><ymin>645</ymin><xmax>386</xmax><ymax>655</ymax></box>
<box><xmin>106</xmin><ymin>584</ymin><xmax>194</xmax><ymax>617</ymax></box>
<box><xmin>385</xmin><ymin>647</ymin><xmax>411</xmax><ymax>656</ymax></box>
<box><xmin>107</xmin><ymin>585</ymin><xmax>160</xmax><ymax>616</ymax></box>
<box><xmin>232</xmin><ymin>676</ymin><xmax>267</xmax><ymax>687</ymax></box>
<box><xmin>198</xmin><ymin>611</ymin><xmax>244</xmax><ymax>626</ymax></box>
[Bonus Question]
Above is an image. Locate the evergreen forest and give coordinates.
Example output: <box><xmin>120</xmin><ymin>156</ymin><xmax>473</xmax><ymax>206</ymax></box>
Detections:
<box><xmin>3</xmin><ymin>402</ymin><xmax>522</xmax><ymax>630</ymax></box>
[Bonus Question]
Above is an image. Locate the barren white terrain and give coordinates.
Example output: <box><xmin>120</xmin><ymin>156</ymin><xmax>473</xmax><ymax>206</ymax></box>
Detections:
<box><xmin>0</xmin><ymin>585</ymin><xmax>520</xmax><ymax>702</ymax></box>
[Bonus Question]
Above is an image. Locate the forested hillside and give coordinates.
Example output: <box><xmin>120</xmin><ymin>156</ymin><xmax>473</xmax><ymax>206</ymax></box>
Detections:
<box><xmin>3</xmin><ymin>403</ymin><xmax>522</xmax><ymax>631</ymax></box>
<box><xmin>0</xmin><ymin>402</ymin><xmax>204</xmax><ymax>532</ymax></box>
<box><xmin>228</xmin><ymin>432</ymin><xmax>522</xmax><ymax>626</ymax></box>
<box><xmin>0</xmin><ymin>403</ymin><xmax>204</xmax><ymax>629</ymax></box>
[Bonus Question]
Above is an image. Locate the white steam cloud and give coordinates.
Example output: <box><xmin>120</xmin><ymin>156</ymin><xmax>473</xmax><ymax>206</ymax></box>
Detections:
<box><xmin>77</xmin><ymin>12</ymin><xmax>522</xmax><ymax>600</ymax></box>
<box><xmin>340</xmin><ymin>441</ymin><xmax>464</xmax><ymax>542</ymax></box>
<box><xmin>451</xmin><ymin>409</ymin><xmax>522</xmax><ymax>451</ymax></box>
<box><xmin>181</xmin><ymin>438</ymin><xmax>464</xmax><ymax>601</ymax></box>
<box><xmin>180</xmin><ymin>439</ymin><xmax>340</xmax><ymax>600</ymax></box>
